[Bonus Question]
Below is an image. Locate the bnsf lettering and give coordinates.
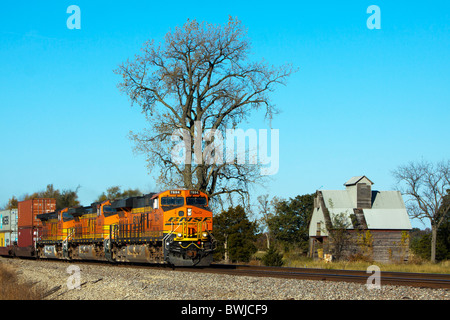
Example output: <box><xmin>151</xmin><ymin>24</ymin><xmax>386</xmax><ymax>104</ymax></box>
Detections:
<box><xmin>166</xmin><ymin>217</ymin><xmax>211</xmax><ymax>223</ymax></box>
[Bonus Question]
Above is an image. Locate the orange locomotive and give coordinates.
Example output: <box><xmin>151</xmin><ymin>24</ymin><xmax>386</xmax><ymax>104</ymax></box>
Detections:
<box><xmin>36</xmin><ymin>189</ymin><xmax>215</xmax><ymax>266</ymax></box>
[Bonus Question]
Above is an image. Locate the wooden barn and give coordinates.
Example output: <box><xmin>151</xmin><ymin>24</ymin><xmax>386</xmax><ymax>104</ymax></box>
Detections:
<box><xmin>308</xmin><ymin>176</ymin><xmax>412</xmax><ymax>263</ymax></box>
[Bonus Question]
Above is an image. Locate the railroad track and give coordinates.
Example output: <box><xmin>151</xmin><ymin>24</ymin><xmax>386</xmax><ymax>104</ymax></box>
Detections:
<box><xmin>4</xmin><ymin>256</ymin><xmax>450</xmax><ymax>289</ymax></box>
<box><xmin>185</xmin><ymin>264</ymin><xmax>450</xmax><ymax>289</ymax></box>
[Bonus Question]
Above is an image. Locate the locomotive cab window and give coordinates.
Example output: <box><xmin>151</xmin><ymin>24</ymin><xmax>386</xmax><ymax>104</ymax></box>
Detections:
<box><xmin>62</xmin><ymin>212</ymin><xmax>72</xmax><ymax>222</ymax></box>
<box><xmin>103</xmin><ymin>206</ymin><xmax>117</xmax><ymax>217</ymax></box>
<box><xmin>186</xmin><ymin>197</ymin><xmax>207</xmax><ymax>206</ymax></box>
<box><xmin>103</xmin><ymin>206</ymin><xmax>116</xmax><ymax>213</ymax></box>
<box><xmin>161</xmin><ymin>197</ymin><xmax>184</xmax><ymax>206</ymax></box>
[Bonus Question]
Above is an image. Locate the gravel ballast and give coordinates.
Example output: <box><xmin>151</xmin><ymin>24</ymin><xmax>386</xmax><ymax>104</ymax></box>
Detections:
<box><xmin>1</xmin><ymin>257</ymin><xmax>448</xmax><ymax>300</ymax></box>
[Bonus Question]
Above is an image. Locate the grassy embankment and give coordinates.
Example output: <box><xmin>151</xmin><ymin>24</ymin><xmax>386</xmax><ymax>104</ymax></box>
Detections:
<box><xmin>252</xmin><ymin>251</ymin><xmax>450</xmax><ymax>274</ymax></box>
<box><xmin>286</xmin><ymin>257</ymin><xmax>450</xmax><ymax>274</ymax></box>
<box><xmin>0</xmin><ymin>261</ymin><xmax>41</xmax><ymax>300</ymax></box>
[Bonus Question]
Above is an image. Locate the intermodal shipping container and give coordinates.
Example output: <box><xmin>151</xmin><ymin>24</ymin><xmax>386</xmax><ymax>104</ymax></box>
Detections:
<box><xmin>11</xmin><ymin>231</ymin><xmax>18</xmax><ymax>245</ymax></box>
<box><xmin>0</xmin><ymin>209</ymin><xmax>18</xmax><ymax>232</ymax></box>
<box><xmin>0</xmin><ymin>232</ymin><xmax>6</xmax><ymax>247</ymax></box>
<box><xmin>15</xmin><ymin>226</ymin><xmax>40</xmax><ymax>257</ymax></box>
<box><xmin>17</xmin><ymin>226</ymin><xmax>40</xmax><ymax>248</ymax></box>
<box><xmin>18</xmin><ymin>199</ymin><xmax>56</xmax><ymax>228</ymax></box>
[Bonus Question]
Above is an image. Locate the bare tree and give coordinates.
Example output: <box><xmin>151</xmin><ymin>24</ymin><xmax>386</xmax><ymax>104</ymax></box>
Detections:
<box><xmin>327</xmin><ymin>211</ymin><xmax>352</xmax><ymax>261</ymax></box>
<box><xmin>393</xmin><ymin>160</ymin><xmax>450</xmax><ymax>263</ymax></box>
<box><xmin>115</xmin><ymin>17</ymin><xmax>295</xmax><ymax>206</ymax></box>
<box><xmin>256</xmin><ymin>194</ymin><xmax>273</xmax><ymax>249</ymax></box>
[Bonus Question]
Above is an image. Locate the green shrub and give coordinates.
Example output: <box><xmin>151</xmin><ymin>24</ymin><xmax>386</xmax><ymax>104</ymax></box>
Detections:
<box><xmin>261</xmin><ymin>245</ymin><xmax>284</xmax><ymax>266</ymax></box>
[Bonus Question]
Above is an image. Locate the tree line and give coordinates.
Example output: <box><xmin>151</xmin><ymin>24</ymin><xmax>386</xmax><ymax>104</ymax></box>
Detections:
<box><xmin>1</xmin><ymin>174</ymin><xmax>449</xmax><ymax>264</ymax></box>
<box><xmin>3</xmin><ymin>184</ymin><xmax>81</xmax><ymax>211</ymax></box>
<box><xmin>212</xmin><ymin>192</ymin><xmax>450</xmax><ymax>265</ymax></box>
<box><xmin>212</xmin><ymin>194</ymin><xmax>315</xmax><ymax>264</ymax></box>
<box><xmin>1</xmin><ymin>185</ymin><xmax>142</xmax><ymax>211</ymax></box>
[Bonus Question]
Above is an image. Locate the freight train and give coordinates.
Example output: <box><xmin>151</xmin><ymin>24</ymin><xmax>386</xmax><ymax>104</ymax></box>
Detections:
<box><xmin>0</xmin><ymin>190</ymin><xmax>215</xmax><ymax>267</ymax></box>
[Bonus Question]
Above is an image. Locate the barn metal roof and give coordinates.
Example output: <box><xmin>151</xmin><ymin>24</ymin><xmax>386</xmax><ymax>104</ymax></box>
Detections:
<box><xmin>363</xmin><ymin>209</ymin><xmax>412</xmax><ymax>229</ymax></box>
<box><xmin>344</xmin><ymin>176</ymin><xmax>374</xmax><ymax>186</ymax></box>
<box><xmin>320</xmin><ymin>189</ymin><xmax>411</xmax><ymax>230</ymax></box>
<box><xmin>321</xmin><ymin>190</ymin><xmax>353</xmax><ymax>208</ymax></box>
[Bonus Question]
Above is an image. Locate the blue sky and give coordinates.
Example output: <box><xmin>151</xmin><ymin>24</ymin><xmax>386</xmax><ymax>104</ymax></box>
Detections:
<box><xmin>0</xmin><ymin>1</ymin><xmax>449</xmax><ymax>229</ymax></box>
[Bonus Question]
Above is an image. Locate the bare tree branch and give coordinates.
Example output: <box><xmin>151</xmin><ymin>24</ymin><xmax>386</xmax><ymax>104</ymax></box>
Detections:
<box><xmin>393</xmin><ymin>159</ymin><xmax>450</xmax><ymax>262</ymax></box>
<box><xmin>115</xmin><ymin>17</ymin><xmax>296</xmax><ymax>206</ymax></box>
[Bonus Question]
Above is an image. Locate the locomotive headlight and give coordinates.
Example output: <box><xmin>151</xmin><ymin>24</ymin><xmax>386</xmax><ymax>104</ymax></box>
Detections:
<box><xmin>187</xmin><ymin>208</ymin><xmax>192</xmax><ymax>216</ymax></box>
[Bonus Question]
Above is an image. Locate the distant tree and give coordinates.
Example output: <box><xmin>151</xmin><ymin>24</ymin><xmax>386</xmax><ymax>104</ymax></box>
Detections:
<box><xmin>409</xmin><ymin>227</ymin><xmax>429</xmax><ymax>245</ymax></box>
<box><xmin>15</xmin><ymin>184</ymin><xmax>80</xmax><ymax>210</ymax></box>
<box><xmin>438</xmin><ymin>209</ymin><xmax>450</xmax><ymax>259</ymax></box>
<box><xmin>410</xmin><ymin>232</ymin><xmax>449</xmax><ymax>261</ymax></box>
<box><xmin>57</xmin><ymin>188</ymin><xmax>81</xmax><ymax>210</ymax></box>
<box><xmin>97</xmin><ymin>186</ymin><xmax>121</xmax><ymax>202</ymax></box>
<box><xmin>96</xmin><ymin>186</ymin><xmax>142</xmax><ymax>202</ymax></box>
<box><xmin>256</xmin><ymin>194</ymin><xmax>274</xmax><ymax>249</ymax></box>
<box><xmin>121</xmin><ymin>188</ymin><xmax>144</xmax><ymax>198</ymax></box>
<box><xmin>213</xmin><ymin>205</ymin><xmax>257</xmax><ymax>262</ymax></box>
<box><xmin>5</xmin><ymin>196</ymin><xmax>18</xmax><ymax>209</ymax></box>
<box><xmin>261</xmin><ymin>244</ymin><xmax>284</xmax><ymax>266</ymax></box>
<box><xmin>393</xmin><ymin>159</ymin><xmax>450</xmax><ymax>263</ymax></box>
<box><xmin>39</xmin><ymin>184</ymin><xmax>60</xmax><ymax>199</ymax></box>
<box><xmin>326</xmin><ymin>211</ymin><xmax>353</xmax><ymax>261</ymax></box>
<box><xmin>267</xmin><ymin>194</ymin><xmax>314</xmax><ymax>253</ymax></box>
<box><xmin>411</xmin><ymin>219</ymin><xmax>450</xmax><ymax>261</ymax></box>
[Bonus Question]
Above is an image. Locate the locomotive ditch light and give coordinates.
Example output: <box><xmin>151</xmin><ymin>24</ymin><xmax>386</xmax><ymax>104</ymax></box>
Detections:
<box><xmin>202</xmin><ymin>232</ymin><xmax>208</xmax><ymax>238</ymax></box>
<box><xmin>177</xmin><ymin>233</ymin><xmax>183</xmax><ymax>238</ymax></box>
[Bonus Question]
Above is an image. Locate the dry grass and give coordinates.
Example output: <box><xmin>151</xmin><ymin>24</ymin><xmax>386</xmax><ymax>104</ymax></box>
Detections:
<box><xmin>0</xmin><ymin>261</ymin><xmax>42</xmax><ymax>300</ymax></box>
<box><xmin>284</xmin><ymin>256</ymin><xmax>450</xmax><ymax>274</ymax></box>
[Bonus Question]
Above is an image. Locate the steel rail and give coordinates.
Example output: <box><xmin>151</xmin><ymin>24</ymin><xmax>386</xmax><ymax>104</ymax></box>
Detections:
<box><xmin>201</xmin><ymin>264</ymin><xmax>450</xmax><ymax>289</ymax></box>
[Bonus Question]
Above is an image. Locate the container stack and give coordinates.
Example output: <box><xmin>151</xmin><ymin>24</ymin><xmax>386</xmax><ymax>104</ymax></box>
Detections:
<box><xmin>0</xmin><ymin>209</ymin><xmax>18</xmax><ymax>247</ymax></box>
<box><xmin>16</xmin><ymin>199</ymin><xmax>56</xmax><ymax>255</ymax></box>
